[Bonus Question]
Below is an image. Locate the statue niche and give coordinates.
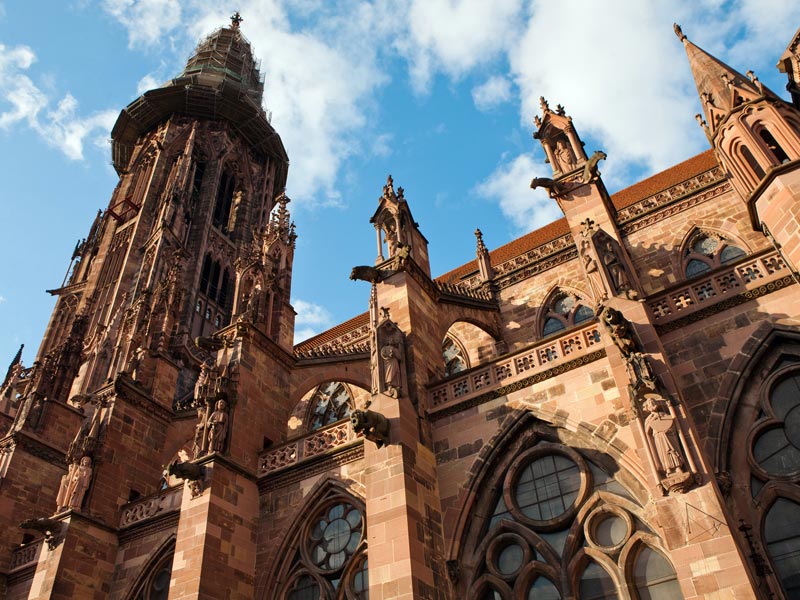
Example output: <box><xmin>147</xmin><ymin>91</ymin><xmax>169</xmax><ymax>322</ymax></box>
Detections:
<box><xmin>640</xmin><ymin>393</ymin><xmax>695</xmax><ymax>494</ymax></box>
<box><xmin>372</xmin><ymin>310</ymin><xmax>407</xmax><ymax>400</ymax></box>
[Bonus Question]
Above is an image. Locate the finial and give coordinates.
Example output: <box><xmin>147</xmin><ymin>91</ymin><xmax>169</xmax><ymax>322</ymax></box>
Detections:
<box><xmin>720</xmin><ymin>73</ymin><xmax>733</xmax><ymax>89</ymax></box>
<box><xmin>673</xmin><ymin>23</ymin><xmax>686</xmax><ymax>42</ymax></box>
<box><xmin>397</xmin><ymin>186</ymin><xmax>405</xmax><ymax>200</ymax></box>
<box><xmin>556</xmin><ymin>104</ymin><xmax>566</xmax><ymax>116</ymax></box>
<box><xmin>539</xmin><ymin>96</ymin><xmax>550</xmax><ymax>113</ymax></box>
<box><xmin>475</xmin><ymin>229</ymin><xmax>488</xmax><ymax>254</ymax></box>
<box><xmin>746</xmin><ymin>70</ymin><xmax>758</xmax><ymax>83</ymax></box>
<box><xmin>231</xmin><ymin>11</ymin><xmax>243</xmax><ymax>30</ymax></box>
<box><xmin>533</xmin><ymin>115</ymin><xmax>542</xmax><ymax>129</ymax></box>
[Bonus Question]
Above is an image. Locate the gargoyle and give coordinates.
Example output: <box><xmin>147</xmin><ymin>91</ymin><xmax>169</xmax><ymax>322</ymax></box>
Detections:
<box><xmin>195</xmin><ymin>336</ymin><xmax>224</xmax><ymax>351</ymax></box>
<box><xmin>20</xmin><ymin>517</ymin><xmax>62</xmax><ymax>550</ymax></box>
<box><xmin>582</xmin><ymin>151</ymin><xmax>607</xmax><ymax>183</ymax></box>
<box><xmin>530</xmin><ymin>177</ymin><xmax>566</xmax><ymax>198</ymax></box>
<box><xmin>350</xmin><ymin>266</ymin><xmax>393</xmax><ymax>284</ymax></box>
<box><xmin>168</xmin><ymin>461</ymin><xmax>204</xmax><ymax>482</ymax></box>
<box><xmin>351</xmin><ymin>409</ymin><xmax>390</xmax><ymax>448</ymax></box>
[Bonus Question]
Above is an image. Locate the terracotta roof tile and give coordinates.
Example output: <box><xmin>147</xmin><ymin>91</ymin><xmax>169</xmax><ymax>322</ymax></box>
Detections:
<box><xmin>295</xmin><ymin>150</ymin><xmax>720</xmax><ymax>350</ymax></box>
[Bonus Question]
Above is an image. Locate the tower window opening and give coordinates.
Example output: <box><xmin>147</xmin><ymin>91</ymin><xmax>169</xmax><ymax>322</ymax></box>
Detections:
<box><xmin>213</xmin><ymin>171</ymin><xmax>236</xmax><ymax>233</ymax></box>
<box><xmin>759</xmin><ymin>129</ymin><xmax>790</xmax><ymax>164</ymax></box>
<box><xmin>741</xmin><ymin>145</ymin><xmax>766</xmax><ymax>180</ymax></box>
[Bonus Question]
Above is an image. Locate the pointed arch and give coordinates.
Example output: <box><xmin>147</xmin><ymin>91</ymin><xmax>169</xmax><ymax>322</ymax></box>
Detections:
<box><xmin>124</xmin><ymin>534</ymin><xmax>176</xmax><ymax>600</ymax></box>
<box><xmin>536</xmin><ymin>286</ymin><xmax>596</xmax><ymax>339</ymax></box>
<box><xmin>675</xmin><ymin>225</ymin><xmax>750</xmax><ymax>280</ymax></box>
<box><xmin>260</xmin><ymin>476</ymin><xmax>367</xmax><ymax>600</ymax></box>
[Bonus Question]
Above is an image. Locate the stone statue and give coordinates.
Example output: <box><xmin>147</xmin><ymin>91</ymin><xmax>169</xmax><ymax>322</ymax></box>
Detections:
<box><xmin>581</xmin><ymin>150</ymin><xmax>607</xmax><ymax>183</ymax></box>
<box><xmin>600</xmin><ymin>241</ymin><xmax>636</xmax><ymax>298</ymax></box>
<box><xmin>600</xmin><ymin>306</ymin><xmax>639</xmax><ymax>357</ymax></box>
<box><xmin>194</xmin><ymin>360</ymin><xmax>215</xmax><ymax>402</ymax></box>
<box><xmin>642</xmin><ymin>395</ymin><xmax>685</xmax><ymax>476</ymax></box>
<box><xmin>580</xmin><ymin>238</ymin><xmax>606</xmax><ymax>301</ymax></box>
<box><xmin>66</xmin><ymin>456</ymin><xmax>93</xmax><ymax>510</ymax></box>
<box><xmin>192</xmin><ymin>405</ymin><xmax>208</xmax><ymax>458</ymax></box>
<box><xmin>380</xmin><ymin>345</ymin><xmax>400</xmax><ymax>397</ymax></box>
<box><xmin>56</xmin><ymin>462</ymin><xmax>77</xmax><ymax>512</ymax></box>
<box><xmin>207</xmin><ymin>400</ymin><xmax>228</xmax><ymax>453</ymax></box>
<box><xmin>127</xmin><ymin>345</ymin><xmax>146</xmax><ymax>379</ymax></box>
<box><xmin>351</xmin><ymin>409</ymin><xmax>390</xmax><ymax>448</ymax></box>
<box><xmin>553</xmin><ymin>138</ymin><xmax>576</xmax><ymax>172</ymax></box>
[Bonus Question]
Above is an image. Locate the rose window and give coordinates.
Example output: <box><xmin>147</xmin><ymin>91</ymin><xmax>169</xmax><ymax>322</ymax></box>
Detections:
<box><xmin>308</xmin><ymin>503</ymin><xmax>363</xmax><ymax>572</ymax></box>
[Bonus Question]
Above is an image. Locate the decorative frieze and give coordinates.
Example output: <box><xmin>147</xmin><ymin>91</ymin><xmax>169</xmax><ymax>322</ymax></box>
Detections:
<box><xmin>259</xmin><ymin>419</ymin><xmax>359</xmax><ymax>476</ymax></box>
<box><xmin>428</xmin><ymin>322</ymin><xmax>603</xmax><ymax>415</ymax></box>
<box><xmin>119</xmin><ymin>485</ymin><xmax>182</xmax><ymax>528</ymax></box>
<box><xmin>646</xmin><ymin>250</ymin><xmax>790</xmax><ymax>328</ymax></box>
<box><xmin>10</xmin><ymin>539</ymin><xmax>42</xmax><ymax>571</ymax></box>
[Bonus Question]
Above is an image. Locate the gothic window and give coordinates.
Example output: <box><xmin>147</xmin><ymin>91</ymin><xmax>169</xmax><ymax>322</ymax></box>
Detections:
<box><xmin>740</xmin><ymin>145</ymin><xmax>766</xmax><ymax>180</ymax></box>
<box><xmin>279</xmin><ymin>497</ymin><xmax>368</xmax><ymax>600</ymax></box>
<box><xmin>683</xmin><ymin>232</ymin><xmax>747</xmax><ymax>278</ymax></box>
<box><xmin>307</xmin><ymin>382</ymin><xmax>354</xmax><ymax>431</ymax></box>
<box><xmin>443</xmin><ymin>335</ymin><xmax>468</xmax><ymax>376</ymax></box>
<box><xmin>200</xmin><ymin>255</ymin><xmax>212</xmax><ymax>293</ymax></box>
<box><xmin>213</xmin><ymin>170</ymin><xmax>236</xmax><ymax>233</ymax></box>
<box><xmin>463</xmin><ymin>434</ymin><xmax>682</xmax><ymax>599</ymax></box>
<box><xmin>130</xmin><ymin>542</ymin><xmax>175</xmax><ymax>600</ymax></box>
<box><xmin>541</xmin><ymin>292</ymin><xmax>595</xmax><ymax>337</ymax></box>
<box><xmin>726</xmin><ymin>347</ymin><xmax>800</xmax><ymax>599</ymax></box>
<box><xmin>759</xmin><ymin>129</ymin><xmax>790</xmax><ymax>164</ymax></box>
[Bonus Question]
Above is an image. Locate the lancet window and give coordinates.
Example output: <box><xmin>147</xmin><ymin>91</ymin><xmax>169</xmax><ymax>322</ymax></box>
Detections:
<box><xmin>443</xmin><ymin>335</ymin><xmax>468</xmax><ymax>376</ymax></box>
<box><xmin>540</xmin><ymin>292</ymin><xmax>595</xmax><ymax>337</ymax></box>
<box><xmin>462</xmin><ymin>431</ymin><xmax>682</xmax><ymax>599</ymax></box>
<box><xmin>307</xmin><ymin>382</ymin><xmax>354</xmax><ymax>431</ymax></box>
<box><xmin>682</xmin><ymin>232</ymin><xmax>747</xmax><ymax>278</ymax></box>
<box><xmin>194</xmin><ymin>253</ymin><xmax>233</xmax><ymax>337</ymax></box>
<box><xmin>212</xmin><ymin>169</ymin><xmax>236</xmax><ymax>234</ymax></box>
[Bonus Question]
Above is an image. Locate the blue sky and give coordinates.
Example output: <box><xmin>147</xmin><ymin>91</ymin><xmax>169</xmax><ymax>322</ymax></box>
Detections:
<box><xmin>0</xmin><ymin>1</ymin><xmax>798</xmax><ymax>365</ymax></box>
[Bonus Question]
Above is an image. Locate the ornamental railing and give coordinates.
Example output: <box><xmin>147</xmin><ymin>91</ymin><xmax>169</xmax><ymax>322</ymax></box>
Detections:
<box><xmin>119</xmin><ymin>485</ymin><xmax>183</xmax><ymax>529</ymax></box>
<box><xmin>428</xmin><ymin>322</ymin><xmax>603</xmax><ymax>414</ymax></box>
<box><xmin>10</xmin><ymin>539</ymin><xmax>42</xmax><ymax>571</ymax></box>
<box><xmin>646</xmin><ymin>250</ymin><xmax>790</xmax><ymax>325</ymax></box>
<box><xmin>259</xmin><ymin>419</ymin><xmax>359</xmax><ymax>476</ymax></box>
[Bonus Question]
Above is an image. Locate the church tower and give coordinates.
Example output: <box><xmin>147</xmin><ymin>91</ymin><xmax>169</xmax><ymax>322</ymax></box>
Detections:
<box><xmin>0</xmin><ymin>15</ymin><xmax>295</xmax><ymax>598</ymax></box>
<box><xmin>676</xmin><ymin>24</ymin><xmax>800</xmax><ymax>276</ymax></box>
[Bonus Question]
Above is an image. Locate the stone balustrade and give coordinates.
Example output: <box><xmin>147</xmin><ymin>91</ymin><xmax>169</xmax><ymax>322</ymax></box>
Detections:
<box><xmin>647</xmin><ymin>250</ymin><xmax>790</xmax><ymax>325</ymax></box>
<box><xmin>119</xmin><ymin>485</ymin><xmax>183</xmax><ymax>529</ymax></box>
<box><xmin>428</xmin><ymin>322</ymin><xmax>604</xmax><ymax>413</ymax></box>
<box><xmin>259</xmin><ymin>419</ymin><xmax>359</xmax><ymax>476</ymax></box>
<box><xmin>10</xmin><ymin>539</ymin><xmax>42</xmax><ymax>571</ymax></box>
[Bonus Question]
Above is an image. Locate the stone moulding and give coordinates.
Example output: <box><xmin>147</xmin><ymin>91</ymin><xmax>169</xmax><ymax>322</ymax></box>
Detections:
<box><xmin>428</xmin><ymin>322</ymin><xmax>605</xmax><ymax>419</ymax></box>
<box><xmin>10</xmin><ymin>539</ymin><xmax>42</xmax><ymax>572</ymax></box>
<box><xmin>258</xmin><ymin>419</ymin><xmax>362</xmax><ymax>477</ymax></box>
<box><xmin>646</xmin><ymin>249</ymin><xmax>793</xmax><ymax>332</ymax></box>
<box><xmin>119</xmin><ymin>485</ymin><xmax>183</xmax><ymax>529</ymax></box>
<box><xmin>259</xmin><ymin>443</ymin><xmax>364</xmax><ymax>492</ymax></box>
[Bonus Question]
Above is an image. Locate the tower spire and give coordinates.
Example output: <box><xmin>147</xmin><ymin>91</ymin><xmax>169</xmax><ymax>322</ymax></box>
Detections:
<box><xmin>675</xmin><ymin>24</ymin><xmax>774</xmax><ymax>138</ymax></box>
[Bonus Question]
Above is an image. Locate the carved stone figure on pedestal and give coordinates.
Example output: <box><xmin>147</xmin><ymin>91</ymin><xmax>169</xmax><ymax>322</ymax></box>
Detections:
<box><xmin>127</xmin><ymin>345</ymin><xmax>146</xmax><ymax>379</ymax></box>
<box><xmin>66</xmin><ymin>456</ymin><xmax>93</xmax><ymax>510</ymax></box>
<box><xmin>192</xmin><ymin>405</ymin><xmax>208</xmax><ymax>459</ymax></box>
<box><xmin>641</xmin><ymin>394</ymin><xmax>694</xmax><ymax>494</ymax></box>
<box><xmin>580</xmin><ymin>238</ymin><xmax>606</xmax><ymax>302</ymax></box>
<box><xmin>600</xmin><ymin>241</ymin><xmax>637</xmax><ymax>299</ymax></box>
<box><xmin>194</xmin><ymin>360</ymin><xmax>215</xmax><ymax>402</ymax></box>
<box><xmin>553</xmin><ymin>138</ymin><xmax>577</xmax><ymax>172</ymax></box>
<box><xmin>55</xmin><ymin>462</ymin><xmax>77</xmax><ymax>512</ymax></box>
<box><xmin>207</xmin><ymin>399</ymin><xmax>228</xmax><ymax>453</ymax></box>
<box><xmin>381</xmin><ymin>345</ymin><xmax>401</xmax><ymax>398</ymax></box>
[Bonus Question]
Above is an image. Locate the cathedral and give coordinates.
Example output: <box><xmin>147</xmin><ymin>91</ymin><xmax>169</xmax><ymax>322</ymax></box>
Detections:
<box><xmin>2</xmin><ymin>14</ymin><xmax>800</xmax><ymax>600</ymax></box>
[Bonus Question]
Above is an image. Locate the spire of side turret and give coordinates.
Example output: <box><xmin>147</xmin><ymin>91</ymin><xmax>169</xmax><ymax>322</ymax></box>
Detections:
<box><xmin>674</xmin><ymin>23</ymin><xmax>776</xmax><ymax>138</ymax></box>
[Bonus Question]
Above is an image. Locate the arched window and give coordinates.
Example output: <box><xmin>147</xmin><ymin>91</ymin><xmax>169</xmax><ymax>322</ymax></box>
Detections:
<box><xmin>200</xmin><ymin>254</ymin><xmax>212</xmax><ymax>293</ymax></box>
<box><xmin>541</xmin><ymin>292</ymin><xmax>595</xmax><ymax>337</ymax></box>
<box><xmin>759</xmin><ymin>129</ymin><xmax>790</xmax><ymax>164</ymax></box>
<box><xmin>740</xmin><ymin>145</ymin><xmax>766</xmax><ymax>180</ymax></box>
<box><xmin>764</xmin><ymin>498</ymin><xmax>800</xmax><ymax>597</ymax></box>
<box><xmin>213</xmin><ymin>170</ymin><xmax>236</xmax><ymax>233</ymax></box>
<box><xmin>278</xmin><ymin>496</ymin><xmax>368</xmax><ymax>600</ymax></box>
<box><xmin>461</xmin><ymin>426</ymin><xmax>682</xmax><ymax>599</ymax></box>
<box><xmin>683</xmin><ymin>232</ymin><xmax>747</xmax><ymax>278</ymax></box>
<box><xmin>443</xmin><ymin>335</ymin><xmax>468</xmax><ymax>376</ymax></box>
<box><xmin>307</xmin><ymin>382</ymin><xmax>354</xmax><ymax>431</ymax></box>
<box><xmin>129</xmin><ymin>541</ymin><xmax>175</xmax><ymax>600</ymax></box>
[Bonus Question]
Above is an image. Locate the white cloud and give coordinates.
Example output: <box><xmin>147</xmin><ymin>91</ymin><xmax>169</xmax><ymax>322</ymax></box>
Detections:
<box><xmin>0</xmin><ymin>43</ymin><xmax>115</xmax><ymax>160</ymax></box>
<box><xmin>472</xmin><ymin>75</ymin><xmax>512</xmax><ymax>111</ymax></box>
<box><xmin>294</xmin><ymin>299</ymin><xmax>334</xmax><ymax>343</ymax></box>
<box><xmin>475</xmin><ymin>153</ymin><xmax>562</xmax><ymax>234</ymax></box>
<box><xmin>101</xmin><ymin>0</ymin><xmax>182</xmax><ymax>48</ymax></box>
<box><xmin>136</xmin><ymin>73</ymin><xmax>161</xmax><ymax>95</ymax></box>
<box><xmin>371</xmin><ymin>133</ymin><xmax>393</xmax><ymax>158</ymax></box>
<box><xmin>398</xmin><ymin>0</ymin><xmax>524</xmax><ymax>93</ymax></box>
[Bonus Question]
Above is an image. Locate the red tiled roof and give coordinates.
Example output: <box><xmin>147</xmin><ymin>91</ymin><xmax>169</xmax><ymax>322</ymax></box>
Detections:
<box><xmin>295</xmin><ymin>150</ymin><xmax>720</xmax><ymax>350</ymax></box>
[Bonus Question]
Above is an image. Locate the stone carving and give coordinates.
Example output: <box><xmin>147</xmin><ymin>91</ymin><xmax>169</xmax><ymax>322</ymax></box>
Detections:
<box><xmin>20</xmin><ymin>517</ymin><xmax>62</xmax><ymax>550</ymax></box>
<box><xmin>641</xmin><ymin>394</ymin><xmax>694</xmax><ymax>494</ymax></box>
<box><xmin>553</xmin><ymin>138</ymin><xmax>577</xmax><ymax>172</ymax></box>
<box><xmin>529</xmin><ymin>176</ymin><xmax>567</xmax><ymax>198</ymax></box>
<box><xmin>65</xmin><ymin>456</ymin><xmax>93</xmax><ymax>510</ymax></box>
<box><xmin>207</xmin><ymin>399</ymin><xmax>228</xmax><ymax>453</ymax></box>
<box><xmin>168</xmin><ymin>461</ymin><xmax>204</xmax><ymax>498</ymax></box>
<box><xmin>380</xmin><ymin>345</ymin><xmax>401</xmax><ymax>398</ymax></box>
<box><xmin>600</xmin><ymin>306</ymin><xmax>640</xmax><ymax>357</ymax></box>
<box><xmin>192</xmin><ymin>406</ymin><xmax>208</xmax><ymax>459</ymax></box>
<box><xmin>581</xmin><ymin>150</ymin><xmax>607</xmax><ymax>183</ymax></box>
<box><xmin>579</xmin><ymin>238</ymin><xmax>606</xmax><ymax>302</ymax></box>
<box><xmin>56</xmin><ymin>462</ymin><xmax>77</xmax><ymax>512</ymax></box>
<box><xmin>194</xmin><ymin>359</ymin><xmax>216</xmax><ymax>402</ymax></box>
<box><xmin>351</xmin><ymin>409</ymin><xmax>390</xmax><ymax>448</ymax></box>
<box><xmin>599</xmin><ymin>240</ymin><xmax>637</xmax><ymax>299</ymax></box>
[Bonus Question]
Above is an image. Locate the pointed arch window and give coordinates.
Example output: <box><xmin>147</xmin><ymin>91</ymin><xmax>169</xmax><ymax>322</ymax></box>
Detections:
<box><xmin>307</xmin><ymin>382</ymin><xmax>354</xmax><ymax>431</ymax></box>
<box><xmin>764</xmin><ymin>498</ymin><xmax>800</xmax><ymax>597</ymax></box>
<box><xmin>541</xmin><ymin>292</ymin><xmax>595</xmax><ymax>337</ymax></box>
<box><xmin>461</xmin><ymin>432</ymin><xmax>682</xmax><ymax>599</ymax></box>
<box><xmin>213</xmin><ymin>170</ymin><xmax>236</xmax><ymax>233</ymax></box>
<box><xmin>443</xmin><ymin>335</ymin><xmax>468</xmax><ymax>376</ymax></box>
<box><xmin>740</xmin><ymin>145</ymin><xmax>766</xmax><ymax>180</ymax></box>
<box><xmin>683</xmin><ymin>232</ymin><xmax>747</xmax><ymax>278</ymax></box>
<box><xmin>759</xmin><ymin>129</ymin><xmax>790</xmax><ymax>164</ymax></box>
